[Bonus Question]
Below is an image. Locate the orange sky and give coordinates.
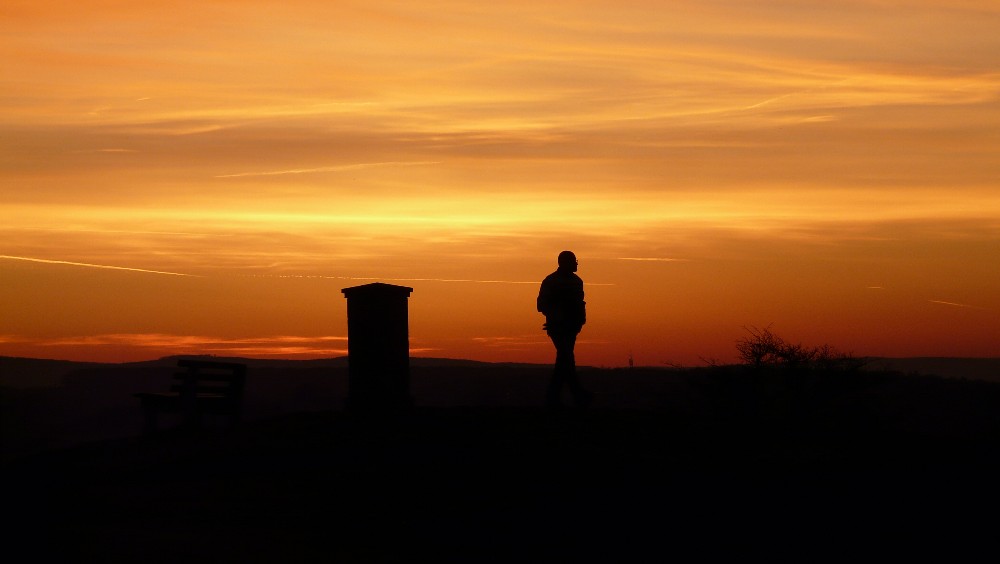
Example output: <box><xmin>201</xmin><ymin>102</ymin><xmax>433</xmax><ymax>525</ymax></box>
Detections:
<box><xmin>2</xmin><ymin>0</ymin><xmax>998</xmax><ymax>366</ymax></box>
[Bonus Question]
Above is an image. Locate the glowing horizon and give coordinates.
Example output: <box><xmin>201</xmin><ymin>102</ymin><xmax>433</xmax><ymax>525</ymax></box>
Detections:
<box><xmin>3</xmin><ymin>1</ymin><xmax>999</xmax><ymax>366</ymax></box>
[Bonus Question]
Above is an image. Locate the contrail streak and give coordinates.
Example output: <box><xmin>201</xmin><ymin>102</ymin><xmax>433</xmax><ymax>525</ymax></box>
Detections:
<box><xmin>928</xmin><ymin>299</ymin><xmax>982</xmax><ymax>310</ymax></box>
<box><xmin>246</xmin><ymin>274</ymin><xmax>615</xmax><ymax>286</ymax></box>
<box><xmin>0</xmin><ymin>255</ymin><xmax>199</xmax><ymax>277</ymax></box>
<box><xmin>345</xmin><ymin>276</ymin><xmax>540</xmax><ymax>285</ymax></box>
<box><xmin>214</xmin><ymin>161</ymin><xmax>440</xmax><ymax>178</ymax></box>
<box><xmin>618</xmin><ymin>257</ymin><xmax>689</xmax><ymax>262</ymax></box>
<box><xmin>258</xmin><ymin>274</ymin><xmax>537</xmax><ymax>284</ymax></box>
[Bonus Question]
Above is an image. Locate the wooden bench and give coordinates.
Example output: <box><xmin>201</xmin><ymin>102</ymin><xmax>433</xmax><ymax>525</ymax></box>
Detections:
<box><xmin>135</xmin><ymin>359</ymin><xmax>247</xmax><ymax>433</ymax></box>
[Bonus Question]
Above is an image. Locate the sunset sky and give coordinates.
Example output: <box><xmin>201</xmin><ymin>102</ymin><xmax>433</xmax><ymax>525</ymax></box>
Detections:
<box><xmin>2</xmin><ymin>0</ymin><xmax>998</xmax><ymax>366</ymax></box>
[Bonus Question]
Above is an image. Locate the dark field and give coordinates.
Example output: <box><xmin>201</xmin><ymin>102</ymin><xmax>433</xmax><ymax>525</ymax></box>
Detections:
<box><xmin>4</xmin><ymin>357</ymin><xmax>1000</xmax><ymax>561</ymax></box>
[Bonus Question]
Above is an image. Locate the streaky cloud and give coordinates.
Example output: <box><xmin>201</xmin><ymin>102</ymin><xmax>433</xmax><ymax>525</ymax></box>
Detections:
<box><xmin>928</xmin><ymin>299</ymin><xmax>985</xmax><ymax>310</ymax></box>
<box><xmin>31</xmin><ymin>333</ymin><xmax>350</xmax><ymax>358</ymax></box>
<box><xmin>0</xmin><ymin>255</ymin><xmax>199</xmax><ymax>277</ymax></box>
<box><xmin>618</xmin><ymin>257</ymin><xmax>690</xmax><ymax>262</ymax></box>
<box><xmin>39</xmin><ymin>333</ymin><xmax>346</xmax><ymax>348</ymax></box>
<box><xmin>214</xmin><ymin>161</ymin><xmax>440</xmax><ymax>178</ymax></box>
<box><xmin>472</xmin><ymin>335</ymin><xmax>550</xmax><ymax>347</ymax></box>
<box><xmin>250</xmin><ymin>274</ymin><xmax>614</xmax><ymax>286</ymax></box>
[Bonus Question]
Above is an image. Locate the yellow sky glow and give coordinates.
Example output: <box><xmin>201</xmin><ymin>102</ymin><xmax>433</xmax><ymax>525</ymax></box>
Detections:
<box><xmin>3</xmin><ymin>1</ymin><xmax>999</xmax><ymax>365</ymax></box>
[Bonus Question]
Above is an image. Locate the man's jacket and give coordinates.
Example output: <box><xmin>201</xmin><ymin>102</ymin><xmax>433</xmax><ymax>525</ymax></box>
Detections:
<box><xmin>537</xmin><ymin>269</ymin><xmax>586</xmax><ymax>333</ymax></box>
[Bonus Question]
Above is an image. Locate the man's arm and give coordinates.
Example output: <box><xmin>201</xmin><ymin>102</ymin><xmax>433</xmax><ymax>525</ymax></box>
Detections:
<box><xmin>536</xmin><ymin>278</ymin><xmax>550</xmax><ymax>314</ymax></box>
<box><xmin>576</xmin><ymin>276</ymin><xmax>586</xmax><ymax>326</ymax></box>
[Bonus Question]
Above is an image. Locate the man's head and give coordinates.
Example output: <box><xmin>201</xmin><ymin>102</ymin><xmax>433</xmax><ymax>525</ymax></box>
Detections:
<box><xmin>558</xmin><ymin>250</ymin><xmax>578</xmax><ymax>272</ymax></box>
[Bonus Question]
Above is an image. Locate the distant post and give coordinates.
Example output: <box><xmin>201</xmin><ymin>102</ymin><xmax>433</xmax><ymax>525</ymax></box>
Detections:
<box><xmin>341</xmin><ymin>283</ymin><xmax>414</xmax><ymax>411</ymax></box>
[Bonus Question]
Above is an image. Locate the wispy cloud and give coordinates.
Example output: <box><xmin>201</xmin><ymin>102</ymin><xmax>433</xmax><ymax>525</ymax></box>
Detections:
<box><xmin>34</xmin><ymin>333</ymin><xmax>349</xmax><ymax>357</ymax></box>
<box><xmin>617</xmin><ymin>257</ymin><xmax>690</xmax><ymax>262</ymax></box>
<box><xmin>337</xmin><ymin>276</ymin><xmax>541</xmax><ymax>285</ymax></box>
<box><xmin>37</xmin><ymin>334</ymin><xmax>347</xmax><ymax>346</ymax></box>
<box><xmin>928</xmin><ymin>299</ymin><xmax>985</xmax><ymax>310</ymax></box>
<box><xmin>472</xmin><ymin>335</ymin><xmax>549</xmax><ymax>346</ymax></box>
<box><xmin>249</xmin><ymin>274</ymin><xmax>615</xmax><ymax>286</ymax></box>
<box><xmin>313</xmin><ymin>275</ymin><xmax>538</xmax><ymax>284</ymax></box>
<box><xmin>0</xmin><ymin>255</ymin><xmax>199</xmax><ymax>277</ymax></box>
<box><xmin>214</xmin><ymin>161</ymin><xmax>440</xmax><ymax>178</ymax></box>
<box><xmin>471</xmin><ymin>335</ymin><xmax>551</xmax><ymax>352</ymax></box>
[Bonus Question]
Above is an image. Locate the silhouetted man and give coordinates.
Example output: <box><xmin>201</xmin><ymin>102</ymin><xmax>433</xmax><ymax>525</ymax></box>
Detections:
<box><xmin>537</xmin><ymin>250</ymin><xmax>591</xmax><ymax>408</ymax></box>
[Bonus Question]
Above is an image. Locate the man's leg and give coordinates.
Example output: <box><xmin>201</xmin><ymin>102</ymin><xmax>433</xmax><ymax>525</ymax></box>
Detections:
<box><xmin>547</xmin><ymin>331</ymin><xmax>576</xmax><ymax>407</ymax></box>
<box><xmin>558</xmin><ymin>332</ymin><xmax>592</xmax><ymax>407</ymax></box>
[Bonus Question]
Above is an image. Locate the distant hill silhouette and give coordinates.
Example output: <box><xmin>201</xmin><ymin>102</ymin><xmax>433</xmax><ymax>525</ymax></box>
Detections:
<box><xmin>865</xmin><ymin>356</ymin><xmax>1000</xmax><ymax>382</ymax></box>
<box><xmin>0</xmin><ymin>355</ymin><xmax>552</xmax><ymax>390</ymax></box>
<box><xmin>0</xmin><ymin>354</ymin><xmax>557</xmax><ymax>398</ymax></box>
<box><xmin>0</xmin><ymin>356</ymin><xmax>106</xmax><ymax>388</ymax></box>
<box><xmin>4</xmin><ymin>354</ymin><xmax>999</xmax><ymax>390</ymax></box>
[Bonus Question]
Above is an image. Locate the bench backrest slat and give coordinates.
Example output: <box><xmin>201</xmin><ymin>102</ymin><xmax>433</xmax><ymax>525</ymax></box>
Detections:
<box><xmin>177</xmin><ymin>359</ymin><xmax>247</xmax><ymax>372</ymax></box>
<box><xmin>170</xmin><ymin>384</ymin><xmax>239</xmax><ymax>392</ymax></box>
<box><xmin>171</xmin><ymin>360</ymin><xmax>247</xmax><ymax>399</ymax></box>
<box><xmin>173</xmin><ymin>372</ymin><xmax>244</xmax><ymax>382</ymax></box>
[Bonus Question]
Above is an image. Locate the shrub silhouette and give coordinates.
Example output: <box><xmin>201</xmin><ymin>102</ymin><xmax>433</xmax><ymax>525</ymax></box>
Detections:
<box><xmin>736</xmin><ymin>325</ymin><xmax>863</xmax><ymax>372</ymax></box>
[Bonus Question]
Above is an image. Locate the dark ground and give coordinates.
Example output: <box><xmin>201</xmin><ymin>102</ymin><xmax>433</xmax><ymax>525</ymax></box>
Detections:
<box><xmin>4</xmin><ymin>361</ymin><xmax>1000</xmax><ymax>561</ymax></box>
